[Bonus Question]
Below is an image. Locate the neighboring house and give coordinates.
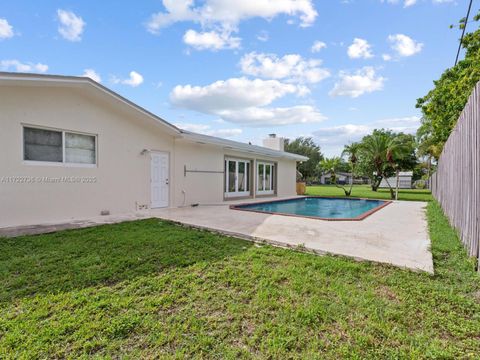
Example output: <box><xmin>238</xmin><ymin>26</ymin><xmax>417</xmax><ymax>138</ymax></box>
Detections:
<box><xmin>379</xmin><ymin>171</ymin><xmax>413</xmax><ymax>189</ymax></box>
<box><xmin>320</xmin><ymin>172</ymin><xmax>352</xmax><ymax>185</ymax></box>
<box><xmin>0</xmin><ymin>72</ymin><xmax>307</xmax><ymax>228</ymax></box>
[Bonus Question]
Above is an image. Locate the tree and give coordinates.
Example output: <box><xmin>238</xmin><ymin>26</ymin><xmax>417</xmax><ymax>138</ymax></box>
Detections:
<box><xmin>388</xmin><ymin>133</ymin><xmax>416</xmax><ymax>200</ymax></box>
<box><xmin>318</xmin><ymin>157</ymin><xmax>353</xmax><ymax>196</ymax></box>
<box><xmin>358</xmin><ymin>130</ymin><xmax>414</xmax><ymax>199</ymax></box>
<box><xmin>416</xmin><ymin>11</ymin><xmax>480</xmax><ymax>159</ymax></box>
<box><xmin>341</xmin><ymin>142</ymin><xmax>361</xmax><ymax>196</ymax></box>
<box><xmin>358</xmin><ymin>130</ymin><xmax>395</xmax><ymax>192</ymax></box>
<box><xmin>284</xmin><ymin>137</ymin><xmax>323</xmax><ymax>182</ymax></box>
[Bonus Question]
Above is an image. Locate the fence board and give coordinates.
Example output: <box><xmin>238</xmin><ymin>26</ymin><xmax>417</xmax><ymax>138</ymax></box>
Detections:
<box><xmin>431</xmin><ymin>81</ymin><xmax>480</xmax><ymax>269</ymax></box>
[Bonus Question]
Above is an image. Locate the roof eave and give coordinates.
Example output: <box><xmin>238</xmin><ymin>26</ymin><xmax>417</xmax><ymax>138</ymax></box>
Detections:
<box><xmin>179</xmin><ymin>131</ymin><xmax>308</xmax><ymax>161</ymax></box>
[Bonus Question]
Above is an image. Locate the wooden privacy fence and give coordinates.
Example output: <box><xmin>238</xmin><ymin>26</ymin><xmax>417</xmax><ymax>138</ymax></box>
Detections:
<box><xmin>430</xmin><ymin>81</ymin><xmax>480</xmax><ymax>269</ymax></box>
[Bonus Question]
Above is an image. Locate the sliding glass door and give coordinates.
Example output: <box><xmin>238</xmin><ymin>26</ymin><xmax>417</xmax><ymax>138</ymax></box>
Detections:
<box><xmin>257</xmin><ymin>162</ymin><xmax>275</xmax><ymax>195</ymax></box>
<box><xmin>225</xmin><ymin>158</ymin><xmax>251</xmax><ymax>198</ymax></box>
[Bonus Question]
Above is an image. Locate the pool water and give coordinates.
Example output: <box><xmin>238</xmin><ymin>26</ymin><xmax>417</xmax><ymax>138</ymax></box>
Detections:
<box><xmin>233</xmin><ymin>197</ymin><xmax>388</xmax><ymax>220</ymax></box>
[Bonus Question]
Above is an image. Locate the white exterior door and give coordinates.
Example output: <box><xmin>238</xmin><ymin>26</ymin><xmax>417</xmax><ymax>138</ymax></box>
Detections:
<box><xmin>151</xmin><ymin>152</ymin><xmax>169</xmax><ymax>208</ymax></box>
<box><xmin>257</xmin><ymin>162</ymin><xmax>275</xmax><ymax>195</ymax></box>
<box><xmin>225</xmin><ymin>158</ymin><xmax>251</xmax><ymax>198</ymax></box>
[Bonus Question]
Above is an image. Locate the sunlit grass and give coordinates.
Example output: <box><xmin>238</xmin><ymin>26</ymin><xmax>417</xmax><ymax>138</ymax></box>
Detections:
<box><xmin>0</xmin><ymin>202</ymin><xmax>478</xmax><ymax>358</ymax></box>
<box><xmin>307</xmin><ymin>184</ymin><xmax>432</xmax><ymax>201</ymax></box>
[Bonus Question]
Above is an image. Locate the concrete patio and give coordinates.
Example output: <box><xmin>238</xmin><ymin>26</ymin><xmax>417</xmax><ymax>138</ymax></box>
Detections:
<box><xmin>152</xmin><ymin>199</ymin><xmax>433</xmax><ymax>273</ymax></box>
<box><xmin>0</xmin><ymin>197</ymin><xmax>433</xmax><ymax>273</ymax></box>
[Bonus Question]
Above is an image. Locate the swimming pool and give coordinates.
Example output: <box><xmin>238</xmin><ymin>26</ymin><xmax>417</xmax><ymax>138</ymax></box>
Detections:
<box><xmin>231</xmin><ymin>197</ymin><xmax>390</xmax><ymax>220</ymax></box>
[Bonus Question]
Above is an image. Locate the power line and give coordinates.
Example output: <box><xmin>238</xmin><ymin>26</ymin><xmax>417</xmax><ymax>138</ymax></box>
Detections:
<box><xmin>455</xmin><ymin>0</ymin><xmax>474</xmax><ymax>65</ymax></box>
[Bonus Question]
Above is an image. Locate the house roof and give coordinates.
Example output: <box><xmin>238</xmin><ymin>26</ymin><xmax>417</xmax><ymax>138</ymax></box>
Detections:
<box><xmin>0</xmin><ymin>72</ymin><xmax>308</xmax><ymax>162</ymax></box>
<box><xmin>180</xmin><ymin>131</ymin><xmax>308</xmax><ymax>161</ymax></box>
<box><xmin>322</xmin><ymin>171</ymin><xmax>352</xmax><ymax>176</ymax></box>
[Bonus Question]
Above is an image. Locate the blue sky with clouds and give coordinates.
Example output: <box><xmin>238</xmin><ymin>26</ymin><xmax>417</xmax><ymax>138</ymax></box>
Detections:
<box><xmin>0</xmin><ymin>0</ymin><xmax>469</xmax><ymax>155</ymax></box>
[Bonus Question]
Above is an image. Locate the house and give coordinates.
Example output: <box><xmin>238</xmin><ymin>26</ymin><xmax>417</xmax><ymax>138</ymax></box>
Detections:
<box><xmin>379</xmin><ymin>171</ymin><xmax>413</xmax><ymax>189</ymax></box>
<box><xmin>320</xmin><ymin>172</ymin><xmax>352</xmax><ymax>185</ymax></box>
<box><xmin>0</xmin><ymin>72</ymin><xmax>307</xmax><ymax>228</ymax></box>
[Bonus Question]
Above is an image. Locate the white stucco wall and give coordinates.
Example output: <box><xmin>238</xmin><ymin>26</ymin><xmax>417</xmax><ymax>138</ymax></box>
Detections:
<box><xmin>0</xmin><ymin>86</ymin><xmax>175</xmax><ymax>227</ymax></box>
<box><xmin>172</xmin><ymin>141</ymin><xmax>298</xmax><ymax>207</ymax></box>
<box><xmin>0</xmin><ymin>84</ymin><xmax>299</xmax><ymax>228</ymax></box>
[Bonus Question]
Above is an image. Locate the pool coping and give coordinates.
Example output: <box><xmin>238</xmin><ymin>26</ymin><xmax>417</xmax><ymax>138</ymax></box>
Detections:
<box><xmin>230</xmin><ymin>196</ymin><xmax>393</xmax><ymax>221</ymax></box>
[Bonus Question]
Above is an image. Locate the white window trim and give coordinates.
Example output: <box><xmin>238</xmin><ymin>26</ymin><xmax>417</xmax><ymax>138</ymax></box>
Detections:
<box><xmin>256</xmin><ymin>161</ymin><xmax>275</xmax><ymax>195</ymax></box>
<box><xmin>22</xmin><ymin>124</ymin><xmax>98</xmax><ymax>168</ymax></box>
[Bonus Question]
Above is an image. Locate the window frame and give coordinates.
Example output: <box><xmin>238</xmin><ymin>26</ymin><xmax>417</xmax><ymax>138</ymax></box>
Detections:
<box><xmin>22</xmin><ymin>124</ymin><xmax>98</xmax><ymax>168</ymax></box>
<box><xmin>256</xmin><ymin>161</ymin><xmax>276</xmax><ymax>196</ymax></box>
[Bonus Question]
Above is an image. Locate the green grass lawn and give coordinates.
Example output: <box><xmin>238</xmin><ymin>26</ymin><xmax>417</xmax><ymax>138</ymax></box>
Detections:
<box><xmin>1</xmin><ymin>202</ymin><xmax>479</xmax><ymax>358</ymax></box>
<box><xmin>307</xmin><ymin>184</ymin><xmax>433</xmax><ymax>201</ymax></box>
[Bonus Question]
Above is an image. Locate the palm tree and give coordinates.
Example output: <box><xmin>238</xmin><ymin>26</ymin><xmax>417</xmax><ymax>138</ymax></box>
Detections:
<box><xmin>388</xmin><ymin>134</ymin><xmax>414</xmax><ymax>200</ymax></box>
<box><xmin>360</xmin><ymin>130</ymin><xmax>410</xmax><ymax>199</ymax></box>
<box><xmin>342</xmin><ymin>142</ymin><xmax>361</xmax><ymax>196</ymax></box>
<box><xmin>359</xmin><ymin>131</ymin><xmax>392</xmax><ymax>193</ymax></box>
<box><xmin>319</xmin><ymin>157</ymin><xmax>353</xmax><ymax>196</ymax></box>
<box><xmin>319</xmin><ymin>157</ymin><xmax>340</xmax><ymax>183</ymax></box>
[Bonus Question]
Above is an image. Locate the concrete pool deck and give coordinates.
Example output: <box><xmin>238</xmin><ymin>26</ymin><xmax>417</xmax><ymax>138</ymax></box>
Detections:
<box><xmin>0</xmin><ymin>197</ymin><xmax>433</xmax><ymax>273</ymax></box>
<box><xmin>152</xmin><ymin>199</ymin><xmax>433</xmax><ymax>273</ymax></box>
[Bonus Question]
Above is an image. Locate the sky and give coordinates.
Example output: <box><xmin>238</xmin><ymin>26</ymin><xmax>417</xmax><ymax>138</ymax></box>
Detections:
<box><xmin>0</xmin><ymin>0</ymin><xmax>471</xmax><ymax>156</ymax></box>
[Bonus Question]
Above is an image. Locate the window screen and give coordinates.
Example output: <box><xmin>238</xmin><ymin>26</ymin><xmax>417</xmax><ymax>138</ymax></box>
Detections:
<box><xmin>65</xmin><ymin>132</ymin><xmax>96</xmax><ymax>164</ymax></box>
<box><xmin>23</xmin><ymin>127</ymin><xmax>63</xmax><ymax>162</ymax></box>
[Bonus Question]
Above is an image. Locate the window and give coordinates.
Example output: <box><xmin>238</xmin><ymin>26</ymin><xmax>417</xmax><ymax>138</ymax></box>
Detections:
<box><xmin>23</xmin><ymin>126</ymin><xmax>96</xmax><ymax>166</ymax></box>
<box><xmin>257</xmin><ymin>162</ymin><xmax>275</xmax><ymax>195</ymax></box>
<box><xmin>65</xmin><ymin>133</ymin><xmax>96</xmax><ymax>164</ymax></box>
<box><xmin>24</xmin><ymin>127</ymin><xmax>63</xmax><ymax>162</ymax></box>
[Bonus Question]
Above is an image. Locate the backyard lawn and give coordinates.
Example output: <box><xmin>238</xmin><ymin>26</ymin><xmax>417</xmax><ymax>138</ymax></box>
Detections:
<box><xmin>0</xmin><ymin>202</ymin><xmax>479</xmax><ymax>358</ymax></box>
<box><xmin>307</xmin><ymin>184</ymin><xmax>433</xmax><ymax>202</ymax></box>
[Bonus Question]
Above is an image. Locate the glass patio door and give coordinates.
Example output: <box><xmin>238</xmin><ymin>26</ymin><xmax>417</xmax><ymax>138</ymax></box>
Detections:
<box><xmin>225</xmin><ymin>159</ymin><xmax>250</xmax><ymax>198</ymax></box>
<box><xmin>257</xmin><ymin>162</ymin><xmax>275</xmax><ymax>195</ymax></box>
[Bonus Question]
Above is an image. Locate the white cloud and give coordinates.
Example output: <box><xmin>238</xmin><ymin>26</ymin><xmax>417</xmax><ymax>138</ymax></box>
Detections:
<box><xmin>219</xmin><ymin>105</ymin><xmax>326</xmax><ymax>126</ymax></box>
<box><xmin>81</xmin><ymin>69</ymin><xmax>101</xmax><ymax>83</ymax></box>
<box><xmin>314</xmin><ymin>116</ymin><xmax>420</xmax><ymax>143</ymax></box>
<box><xmin>329</xmin><ymin>67</ymin><xmax>385</xmax><ymax>98</ymax></box>
<box><xmin>0</xmin><ymin>18</ymin><xmax>14</xmax><ymax>39</ymax></box>
<box><xmin>312</xmin><ymin>116</ymin><xmax>421</xmax><ymax>156</ymax></box>
<box><xmin>146</xmin><ymin>0</ymin><xmax>318</xmax><ymax>33</ymax></box>
<box><xmin>239</xmin><ymin>52</ymin><xmax>330</xmax><ymax>84</ymax></box>
<box><xmin>311</xmin><ymin>40</ymin><xmax>327</xmax><ymax>53</ymax></box>
<box><xmin>171</xmin><ymin>77</ymin><xmax>302</xmax><ymax>112</ymax></box>
<box><xmin>347</xmin><ymin>38</ymin><xmax>373</xmax><ymax>59</ymax></box>
<box><xmin>183</xmin><ymin>29</ymin><xmax>240</xmax><ymax>50</ymax></box>
<box><xmin>112</xmin><ymin>71</ymin><xmax>144</xmax><ymax>87</ymax></box>
<box><xmin>373</xmin><ymin>116</ymin><xmax>421</xmax><ymax>130</ymax></box>
<box><xmin>382</xmin><ymin>0</ymin><xmax>416</xmax><ymax>6</ymax></box>
<box><xmin>314</xmin><ymin>124</ymin><xmax>371</xmax><ymax>144</ymax></box>
<box><xmin>0</xmin><ymin>60</ymin><xmax>48</xmax><ymax>73</ymax></box>
<box><xmin>170</xmin><ymin>77</ymin><xmax>324</xmax><ymax>126</ymax></box>
<box><xmin>175</xmin><ymin>123</ymin><xmax>242</xmax><ymax>137</ymax></box>
<box><xmin>382</xmin><ymin>0</ymin><xmax>453</xmax><ymax>6</ymax></box>
<box><xmin>382</xmin><ymin>54</ymin><xmax>392</xmax><ymax>61</ymax></box>
<box><xmin>388</xmin><ymin>34</ymin><xmax>423</xmax><ymax>57</ymax></box>
<box><xmin>256</xmin><ymin>30</ymin><xmax>269</xmax><ymax>42</ymax></box>
<box><xmin>57</xmin><ymin>9</ymin><xmax>85</xmax><ymax>42</ymax></box>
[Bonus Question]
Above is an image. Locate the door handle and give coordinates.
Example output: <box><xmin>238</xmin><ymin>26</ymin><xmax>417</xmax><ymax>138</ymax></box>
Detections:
<box><xmin>165</xmin><ymin>179</ymin><xmax>169</xmax><ymax>185</ymax></box>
